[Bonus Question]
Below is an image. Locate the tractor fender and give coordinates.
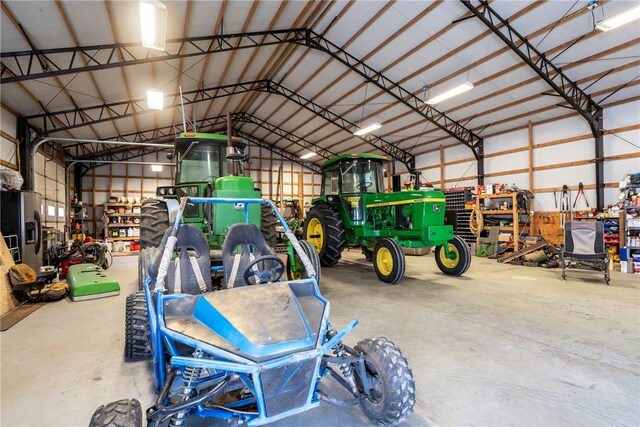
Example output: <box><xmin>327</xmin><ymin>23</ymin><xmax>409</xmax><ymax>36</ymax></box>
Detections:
<box><xmin>165</xmin><ymin>198</ymin><xmax>180</xmax><ymax>223</ymax></box>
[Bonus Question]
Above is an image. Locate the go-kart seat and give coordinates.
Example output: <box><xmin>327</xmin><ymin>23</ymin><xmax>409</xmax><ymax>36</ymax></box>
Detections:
<box><xmin>148</xmin><ymin>224</ymin><xmax>211</xmax><ymax>295</ymax></box>
<box><xmin>221</xmin><ymin>223</ymin><xmax>277</xmax><ymax>288</ymax></box>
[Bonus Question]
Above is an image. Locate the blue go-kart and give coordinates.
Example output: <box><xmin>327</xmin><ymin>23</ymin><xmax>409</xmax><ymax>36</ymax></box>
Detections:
<box><xmin>91</xmin><ymin>197</ymin><xmax>415</xmax><ymax>427</ymax></box>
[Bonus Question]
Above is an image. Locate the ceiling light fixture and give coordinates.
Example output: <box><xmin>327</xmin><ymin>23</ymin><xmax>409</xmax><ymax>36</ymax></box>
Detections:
<box><xmin>140</xmin><ymin>0</ymin><xmax>167</xmax><ymax>50</ymax></box>
<box><xmin>353</xmin><ymin>122</ymin><xmax>382</xmax><ymax>136</ymax></box>
<box><xmin>147</xmin><ymin>89</ymin><xmax>164</xmax><ymax>110</ymax></box>
<box><xmin>300</xmin><ymin>152</ymin><xmax>317</xmax><ymax>160</ymax></box>
<box><xmin>151</xmin><ymin>164</ymin><xmax>163</xmax><ymax>172</ymax></box>
<box><xmin>596</xmin><ymin>4</ymin><xmax>640</xmax><ymax>31</ymax></box>
<box><xmin>425</xmin><ymin>82</ymin><xmax>474</xmax><ymax>105</ymax></box>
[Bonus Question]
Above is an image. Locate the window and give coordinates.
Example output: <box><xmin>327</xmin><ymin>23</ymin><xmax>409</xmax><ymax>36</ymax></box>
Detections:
<box><xmin>58</xmin><ymin>206</ymin><xmax>65</xmax><ymax>218</ymax></box>
<box><xmin>47</xmin><ymin>205</ymin><xmax>55</xmax><ymax>217</ymax></box>
<box><xmin>322</xmin><ymin>164</ymin><xmax>340</xmax><ymax>196</ymax></box>
<box><xmin>340</xmin><ymin>159</ymin><xmax>383</xmax><ymax>194</ymax></box>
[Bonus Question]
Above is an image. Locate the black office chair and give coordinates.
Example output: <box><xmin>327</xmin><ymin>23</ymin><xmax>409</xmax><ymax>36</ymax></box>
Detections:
<box><xmin>221</xmin><ymin>224</ymin><xmax>284</xmax><ymax>288</ymax></box>
<box><xmin>561</xmin><ymin>221</ymin><xmax>610</xmax><ymax>285</ymax></box>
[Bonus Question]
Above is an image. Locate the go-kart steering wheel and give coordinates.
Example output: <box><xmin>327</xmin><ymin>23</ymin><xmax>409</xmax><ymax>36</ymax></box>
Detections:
<box><xmin>243</xmin><ymin>255</ymin><xmax>285</xmax><ymax>285</ymax></box>
<box><xmin>359</xmin><ymin>181</ymin><xmax>373</xmax><ymax>190</ymax></box>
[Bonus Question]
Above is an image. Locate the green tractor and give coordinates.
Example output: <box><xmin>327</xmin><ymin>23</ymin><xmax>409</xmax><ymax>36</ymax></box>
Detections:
<box><xmin>304</xmin><ymin>153</ymin><xmax>471</xmax><ymax>284</ymax></box>
<box><xmin>138</xmin><ymin>132</ymin><xmax>280</xmax><ymax>287</ymax></box>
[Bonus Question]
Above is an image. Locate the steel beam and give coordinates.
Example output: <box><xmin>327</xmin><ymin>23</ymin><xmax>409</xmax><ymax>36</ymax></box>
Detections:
<box><xmin>1</xmin><ymin>29</ymin><xmax>307</xmax><ymax>84</ymax></box>
<box><xmin>25</xmin><ymin>80</ymin><xmax>269</xmax><ymax>134</ymax></box>
<box><xmin>460</xmin><ymin>0</ymin><xmax>603</xmax><ymax>207</ymax></box>
<box><xmin>302</xmin><ymin>29</ymin><xmax>483</xmax><ymax>158</ymax></box>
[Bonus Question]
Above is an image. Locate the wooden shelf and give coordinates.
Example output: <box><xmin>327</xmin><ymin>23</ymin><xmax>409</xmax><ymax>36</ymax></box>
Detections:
<box><xmin>105</xmin><ymin>223</ymin><xmax>139</xmax><ymax>227</ymax></box>
<box><xmin>480</xmin><ymin>209</ymin><xmax>528</xmax><ymax>215</ymax></box>
<box><xmin>104</xmin><ymin>203</ymin><xmax>142</xmax><ymax>207</ymax></box>
<box><xmin>104</xmin><ymin>213</ymin><xmax>140</xmax><ymax>217</ymax></box>
<box><xmin>483</xmin><ymin>225</ymin><xmax>530</xmax><ymax>231</ymax></box>
<box><xmin>107</xmin><ymin>237</ymin><xmax>140</xmax><ymax>241</ymax></box>
<box><xmin>478</xmin><ymin>193</ymin><xmax>517</xmax><ymax>199</ymax></box>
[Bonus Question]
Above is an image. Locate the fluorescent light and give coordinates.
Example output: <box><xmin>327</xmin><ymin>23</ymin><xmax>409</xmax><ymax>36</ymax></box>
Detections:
<box><xmin>151</xmin><ymin>164</ymin><xmax>163</xmax><ymax>172</ymax></box>
<box><xmin>300</xmin><ymin>152</ymin><xmax>317</xmax><ymax>160</ymax></box>
<box><xmin>140</xmin><ymin>0</ymin><xmax>167</xmax><ymax>50</ymax></box>
<box><xmin>596</xmin><ymin>4</ymin><xmax>640</xmax><ymax>31</ymax></box>
<box><xmin>353</xmin><ymin>122</ymin><xmax>382</xmax><ymax>136</ymax></box>
<box><xmin>425</xmin><ymin>82</ymin><xmax>474</xmax><ymax>105</ymax></box>
<box><xmin>147</xmin><ymin>89</ymin><xmax>163</xmax><ymax>110</ymax></box>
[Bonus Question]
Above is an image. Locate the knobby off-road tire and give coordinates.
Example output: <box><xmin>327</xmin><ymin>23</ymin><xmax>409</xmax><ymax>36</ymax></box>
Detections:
<box><xmin>373</xmin><ymin>238</ymin><xmax>405</xmax><ymax>284</ymax></box>
<box><xmin>140</xmin><ymin>199</ymin><xmax>169</xmax><ymax>249</ymax></box>
<box><xmin>137</xmin><ymin>247</ymin><xmax>159</xmax><ymax>291</ymax></box>
<box><xmin>90</xmin><ymin>399</ymin><xmax>142</xmax><ymax>427</ymax></box>
<box><xmin>435</xmin><ymin>235</ymin><xmax>471</xmax><ymax>276</ymax></box>
<box><xmin>355</xmin><ymin>337</ymin><xmax>416</xmax><ymax>426</ymax></box>
<box><xmin>261</xmin><ymin>203</ymin><xmax>278</xmax><ymax>247</ymax></box>
<box><xmin>286</xmin><ymin>239</ymin><xmax>322</xmax><ymax>286</ymax></box>
<box><xmin>304</xmin><ymin>205</ymin><xmax>345</xmax><ymax>267</ymax></box>
<box><xmin>125</xmin><ymin>292</ymin><xmax>151</xmax><ymax>361</ymax></box>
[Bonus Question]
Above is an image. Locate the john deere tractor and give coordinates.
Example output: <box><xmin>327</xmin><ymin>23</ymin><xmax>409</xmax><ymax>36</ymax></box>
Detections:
<box><xmin>304</xmin><ymin>153</ymin><xmax>471</xmax><ymax>284</ymax></box>
<box><xmin>138</xmin><ymin>132</ymin><xmax>278</xmax><ymax>287</ymax></box>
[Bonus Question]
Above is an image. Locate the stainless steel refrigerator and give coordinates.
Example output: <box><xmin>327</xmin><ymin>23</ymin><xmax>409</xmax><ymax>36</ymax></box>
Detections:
<box><xmin>1</xmin><ymin>191</ymin><xmax>42</xmax><ymax>271</ymax></box>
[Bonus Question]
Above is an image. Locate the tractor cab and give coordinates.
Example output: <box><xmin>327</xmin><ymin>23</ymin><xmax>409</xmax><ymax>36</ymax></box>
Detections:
<box><xmin>321</xmin><ymin>153</ymin><xmax>388</xmax><ymax>223</ymax></box>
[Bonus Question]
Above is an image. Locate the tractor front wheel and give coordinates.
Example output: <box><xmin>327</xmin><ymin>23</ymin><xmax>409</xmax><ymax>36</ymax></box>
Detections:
<box><xmin>137</xmin><ymin>247</ymin><xmax>158</xmax><ymax>291</ymax></box>
<box><xmin>354</xmin><ymin>337</ymin><xmax>416</xmax><ymax>426</ymax></box>
<box><xmin>90</xmin><ymin>399</ymin><xmax>142</xmax><ymax>427</ymax></box>
<box><xmin>373</xmin><ymin>238</ymin><xmax>405</xmax><ymax>284</ymax></box>
<box><xmin>304</xmin><ymin>205</ymin><xmax>345</xmax><ymax>267</ymax></box>
<box><xmin>140</xmin><ymin>199</ymin><xmax>169</xmax><ymax>249</ymax></box>
<box><xmin>287</xmin><ymin>239</ymin><xmax>322</xmax><ymax>286</ymax></box>
<box><xmin>435</xmin><ymin>235</ymin><xmax>471</xmax><ymax>276</ymax></box>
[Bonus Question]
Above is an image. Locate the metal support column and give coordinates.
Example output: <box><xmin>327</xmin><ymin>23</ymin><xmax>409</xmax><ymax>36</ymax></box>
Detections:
<box><xmin>594</xmin><ymin>108</ymin><xmax>604</xmax><ymax>211</ymax></box>
<box><xmin>17</xmin><ymin>117</ymin><xmax>33</xmax><ymax>191</ymax></box>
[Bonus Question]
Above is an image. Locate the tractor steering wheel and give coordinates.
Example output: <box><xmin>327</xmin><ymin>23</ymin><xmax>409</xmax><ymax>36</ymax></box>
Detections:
<box><xmin>359</xmin><ymin>181</ymin><xmax>373</xmax><ymax>190</ymax></box>
<box><xmin>242</xmin><ymin>255</ymin><xmax>285</xmax><ymax>285</ymax></box>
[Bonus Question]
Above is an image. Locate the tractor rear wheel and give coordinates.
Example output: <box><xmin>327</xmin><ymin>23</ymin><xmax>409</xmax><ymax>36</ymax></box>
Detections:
<box><xmin>373</xmin><ymin>238</ymin><xmax>405</xmax><ymax>284</ymax></box>
<box><xmin>304</xmin><ymin>205</ymin><xmax>345</xmax><ymax>267</ymax></box>
<box><xmin>125</xmin><ymin>292</ymin><xmax>151</xmax><ymax>361</ymax></box>
<box><xmin>90</xmin><ymin>399</ymin><xmax>142</xmax><ymax>427</ymax></box>
<box><xmin>435</xmin><ymin>235</ymin><xmax>471</xmax><ymax>276</ymax></box>
<box><xmin>261</xmin><ymin>203</ymin><xmax>277</xmax><ymax>247</ymax></box>
<box><xmin>287</xmin><ymin>239</ymin><xmax>322</xmax><ymax>286</ymax></box>
<box><xmin>140</xmin><ymin>199</ymin><xmax>169</xmax><ymax>249</ymax></box>
<box><xmin>354</xmin><ymin>337</ymin><xmax>415</xmax><ymax>426</ymax></box>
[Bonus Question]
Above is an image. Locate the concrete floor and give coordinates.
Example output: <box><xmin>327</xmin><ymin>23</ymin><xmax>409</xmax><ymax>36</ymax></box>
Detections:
<box><xmin>2</xmin><ymin>251</ymin><xmax>639</xmax><ymax>426</ymax></box>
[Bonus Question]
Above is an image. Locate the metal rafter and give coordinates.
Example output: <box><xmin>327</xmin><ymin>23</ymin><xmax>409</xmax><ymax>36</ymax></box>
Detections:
<box><xmin>25</xmin><ymin>80</ymin><xmax>270</xmax><ymax>133</ymax></box>
<box><xmin>73</xmin><ymin>112</ymin><xmax>326</xmax><ymax>172</ymax></box>
<box><xmin>0</xmin><ymin>29</ymin><xmax>308</xmax><ymax>83</ymax></box>
<box><xmin>460</xmin><ymin>0</ymin><xmax>604</xmax><ymax>208</ymax></box>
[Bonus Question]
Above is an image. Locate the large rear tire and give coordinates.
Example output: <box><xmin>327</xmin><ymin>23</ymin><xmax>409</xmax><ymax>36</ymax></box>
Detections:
<box><xmin>373</xmin><ymin>238</ymin><xmax>405</xmax><ymax>284</ymax></box>
<box><xmin>261</xmin><ymin>203</ymin><xmax>278</xmax><ymax>247</ymax></box>
<box><xmin>435</xmin><ymin>235</ymin><xmax>471</xmax><ymax>276</ymax></box>
<box><xmin>140</xmin><ymin>199</ymin><xmax>169</xmax><ymax>249</ymax></box>
<box><xmin>304</xmin><ymin>205</ymin><xmax>345</xmax><ymax>267</ymax></box>
<box><xmin>355</xmin><ymin>337</ymin><xmax>416</xmax><ymax>426</ymax></box>
<box><xmin>90</xmin><ymin>399</ymin><xmax>142</xmax><ymax>427</ymax></box>
<box><xmin>125</xmin><ymin>292</ymin><xmax>151</xmax><ymax>361</ymax></box>
<box><xmin>286</xmin><ymin>239</ymin><xmax>322</xmax><ymax>286</ymax></box>
<box><xmin>138</xmin><ymin>247</ymin><xmax>159</xmax><ymax>291</ymax></box>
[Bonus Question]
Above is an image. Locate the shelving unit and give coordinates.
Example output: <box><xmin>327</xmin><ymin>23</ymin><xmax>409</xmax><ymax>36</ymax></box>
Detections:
<box><xmin>70</xmin><ymin>203</ymin><xmax>87</xmax><ymax>242</ymax></box>
<box><xmin>476</xmin><ymin>192</ymin><xmax>530</xmax><ymax>252</ymax></box>
<box><xmin>103</xmin><ymin>202</ymin><xmax>141</xmax><ymax>255</ymax></box>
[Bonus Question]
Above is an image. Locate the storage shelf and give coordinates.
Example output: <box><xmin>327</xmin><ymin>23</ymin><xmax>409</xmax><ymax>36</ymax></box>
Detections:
<box><xmin>478</xmin><ymin>193</ymin><xmax>516</xmax><ymax>199</ymax></box>
<box><xmin>104</xmin><ymin>213</ymin><xmax>140</xmax><ymax>217</ymax></box>
<box><xmin>483</xmin><ymin>225</ymin><xmax>530</xmax><ymax>231</ymax></box>
<box><xmin>480</xmin><ymin>209</ymin><xmax>527</xmax><ymax>215</ymax></box>
<box><xmin>107</xmin><ymin>237</ymin><xmax>140</xmax><ymax>241</ymax></box>
<box><xmin>104</xmin><ymin>203</ymin><xmax>142</xmax><ymax>207</ymax></box>
<box><xmin>105</xmin><ymin>223</ymin><xmax>139</xmax><ymax>227</ymax></box>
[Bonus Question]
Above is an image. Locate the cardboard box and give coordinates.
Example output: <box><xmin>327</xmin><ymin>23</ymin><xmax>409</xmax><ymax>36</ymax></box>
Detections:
<box><xmin>498</xmin><ymin>234</ymin><xmax>512</xmax><ymax>242</ymax></box>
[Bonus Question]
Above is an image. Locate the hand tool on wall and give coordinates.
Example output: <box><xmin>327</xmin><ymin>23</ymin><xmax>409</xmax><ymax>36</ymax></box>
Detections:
<box><xmin>573</xmin><ymin>182</ymin><xmax>590</xmax><ymax>209</ymax></box>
